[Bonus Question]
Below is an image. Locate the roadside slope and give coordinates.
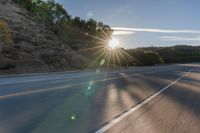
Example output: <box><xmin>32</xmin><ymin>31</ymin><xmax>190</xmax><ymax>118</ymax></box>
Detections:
<box><xmin>0</xmin><ymin>0</ymin><xmax>86</xmax><ymax>74</ymax></box>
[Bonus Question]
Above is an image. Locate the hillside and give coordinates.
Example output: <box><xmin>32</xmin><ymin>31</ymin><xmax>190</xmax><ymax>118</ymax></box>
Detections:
<box><xmin>137</xmin><ymin>45</ymin><xmax>200</xmax><ymax>63</ymax></box>
<box><xmin>0</xmin><ymin>0</ymin><xmax>87</xmax><ymax>74</ymax></box>
<box><xmin>0</xmin><ymin>0</ymin><xmax>199</xmax><ymax>75</ymax></box>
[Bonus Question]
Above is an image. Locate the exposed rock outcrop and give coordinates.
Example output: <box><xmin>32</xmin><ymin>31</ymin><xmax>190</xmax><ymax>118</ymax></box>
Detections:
<box><xmin>0</xmin><ymin>0</ymin><xmax>86</xmax><ymax>74</ymax></box>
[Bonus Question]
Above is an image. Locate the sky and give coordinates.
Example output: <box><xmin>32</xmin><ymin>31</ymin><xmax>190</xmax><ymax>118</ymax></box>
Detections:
<box><xmin>56</xmin><ymin>0</ymin><xmax>200</xmax><ymax>48</ymax></box>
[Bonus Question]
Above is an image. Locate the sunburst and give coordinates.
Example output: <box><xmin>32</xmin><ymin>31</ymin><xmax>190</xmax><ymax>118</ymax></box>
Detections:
<box><xmin>78</xmin><ymin>30</ymin><xmax>133</xmax><ymax>69</ymax></box>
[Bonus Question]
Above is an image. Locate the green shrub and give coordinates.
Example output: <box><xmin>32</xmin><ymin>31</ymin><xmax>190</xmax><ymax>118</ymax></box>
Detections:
<box><xmin>133</xmin><ymin>51</ymin><xmax>164</xmax><ymax>66</ymax></box>
<box><xmin>0</xmin><ymin>20</ymin><xmax>13</xmax><ymax>45</ymax></box>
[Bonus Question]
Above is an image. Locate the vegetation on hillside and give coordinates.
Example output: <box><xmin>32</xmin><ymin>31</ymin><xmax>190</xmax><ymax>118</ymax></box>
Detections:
<box><xmin>116</xmin><ymin>46</ymin><xmax>200</xmax><ymax>66</ymax></box>
<box><xmin>13</xmin><ymin>0</ymin><xmax>200</xmax><ymax>68</ymax></box>
<box><xmin>14</xmin><ymin>0</ymin><xmax>114</xmax><ymax>67</ymax></box>
<box><xmin>140</xmin><ymin>46</ymin><xmax>200</xmax><ymax>63</ymax></box>
<box><xmin>0</xmin><ymin>20</ymin><xmax>13</xmax><ymax>45</ymax></box>
<box><xmin>14</xmin><ymin>0</ymin><xmax>112</xmax><ymax>48</ymax></box>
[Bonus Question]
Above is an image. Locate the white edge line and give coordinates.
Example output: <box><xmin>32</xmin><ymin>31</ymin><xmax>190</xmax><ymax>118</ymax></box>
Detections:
<box><xmin>0</xmin><ymin>68</ymin><xmax>173</xmax><ymax>99</ymax></box>
<box><xmin>1</xmin><ymin>68</ymin><xmax>134</xmax><ymax>85</ymax></box>
<box><xmin>95</xmin><ymin>69</ymin><xmax>193</xmax><ymax>133</ymax></box>
<box><xmin>0</xmin><ymin>67</ymin><xmax>173</xmax><ymax>86</ymax></box>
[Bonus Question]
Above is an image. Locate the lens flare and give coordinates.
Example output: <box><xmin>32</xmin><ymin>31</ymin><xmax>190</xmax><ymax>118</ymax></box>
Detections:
<box><xmin>78</xmin><ymin>30</ymin><xmax>133</xmax><ymax>69</ymax></box>
<box><xmin>108</xmin><ymin>37</ymin><xmax>119</xmax><ymax>49</ymax></box>
<box><xmin>69</xmin><ymin>114</ymin><xmax>78</xmax><ymax>121</ymax></box>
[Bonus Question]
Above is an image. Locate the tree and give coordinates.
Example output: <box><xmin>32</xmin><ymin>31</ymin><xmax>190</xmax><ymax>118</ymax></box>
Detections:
<box><xmin>86</xmin><ymin>19</ymin><xmax>97</xmax><ymax>34</ymax></box>
<box><xmin>15</xmin><ymin>0</ymin><xmax>113</xmax><ymax>56</ymax></box>
<box><xmin>130</xmin><ymin>50</ymin><xmax>164</xmax><ymax>66</ymax></box>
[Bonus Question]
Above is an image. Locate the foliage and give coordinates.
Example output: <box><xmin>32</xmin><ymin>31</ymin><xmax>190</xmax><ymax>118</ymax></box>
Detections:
<box><xmin>123</xmin><ymin>49</ymin><xmax>164</xmax><ymax>66</ymax></box>
<box><xmin>136</xmin><ymin>45</ymin><xmax>200</xmax><ymax>64</ymax></box>
<box><xmin>15</xmin><ymin>1</ymin><xmax>199</xmax><ymax>68</ymax></box>
<box><xmin>14</xmin><ymin>0</ymin><xmax>113</xmax><ymax>69</ymax></box>
<box><xmin>0</xmin><ymin>19</ymin><xmax>13</xmax><ymax>45</ymax></box>
<box><xmin>15</xmin><ymin>0</ymin><xmax>112</xmax><ymax>48</ymax></box>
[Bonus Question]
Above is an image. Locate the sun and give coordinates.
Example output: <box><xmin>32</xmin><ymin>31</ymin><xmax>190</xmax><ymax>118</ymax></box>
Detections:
<box><xmin>108</xmin><ymin>37</ymin><xmax>119</xmax><ymax>49</ymax></box>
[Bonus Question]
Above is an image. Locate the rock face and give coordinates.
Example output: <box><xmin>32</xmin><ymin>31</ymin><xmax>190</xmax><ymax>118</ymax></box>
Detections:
<box><xmin>0</xmin><ymin>0</ymin><xmax>86</xmax><ymax>74</ymax></box>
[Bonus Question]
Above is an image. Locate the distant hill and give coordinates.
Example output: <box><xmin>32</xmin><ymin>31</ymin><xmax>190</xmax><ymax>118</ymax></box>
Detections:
<box><xmin>137</xmin><ymin>45</ymin><xmax>200</xmax><ymax>63</ymax></box>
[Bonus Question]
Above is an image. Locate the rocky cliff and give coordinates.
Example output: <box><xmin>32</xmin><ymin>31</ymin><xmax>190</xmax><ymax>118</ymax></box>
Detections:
<box><xmin>0</xmin><ymin>0</ymin><xmax>87</xmax><ymax>74</ymax></box>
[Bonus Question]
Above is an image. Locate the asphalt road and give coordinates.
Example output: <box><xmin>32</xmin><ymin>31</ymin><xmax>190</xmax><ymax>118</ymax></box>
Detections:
<box><xmin>0</xmin><ymin>63</ymin><xmax>200</xmax><ymax>133</ymax></box>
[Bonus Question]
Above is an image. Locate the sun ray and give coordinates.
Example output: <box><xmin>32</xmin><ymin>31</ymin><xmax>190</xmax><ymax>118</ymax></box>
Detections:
<box><xmin>118</xmin><ymin>48</ymin><xmax>133</xmax><ymax>59</ymax></box>
<box><xmin>89</xmin><ymin>48</ymin><xmax>108</xmax><ymax>67</ymax></box>
<box><xmin>84</xmin><ymin>32</ymin><xmax>106</xmax><ymax>42</ymax></box>
<box><xmin>107</xmin><ymin>52</ymin><xmax>112</xmax><ymax>68</ymax></box>
<box><xmin>83</xmin><ymin>33</ymin><xmax>134</xmax><ymax>71</ymax></box>
<box><xmin>98</xmin><ymin>28</ymin><xmax>111</xmax><ymax>39</ymax></box>
<box><xmin>112</xmin><ymin>50</ymin><xmax>116</xmax><ymax>68</ymax></box>
<box><xmin>117</xmin><ymin>48</ymin><xmax>130</xmax><ymax>66</ymax></box>
<box><xmin>115</xmin><ymin>49</ymin><xmax>121</xmax><ymax>66</ymax></box>
<box><xmin>92</xmin><ymin>47</ymin><xmax>107</xmax><ymax>56</ymax></box>
<box><xmin>78</xmin><ymin>45</ymin><xmax>105</xmax><ymax>52</ymax></box>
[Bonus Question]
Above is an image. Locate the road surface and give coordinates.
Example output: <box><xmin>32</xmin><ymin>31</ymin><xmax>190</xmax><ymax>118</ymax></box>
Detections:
<box><xmin>0</xmin><ymin>63</ymin><xmax>200</xmax><ymax>133</ymax></box>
